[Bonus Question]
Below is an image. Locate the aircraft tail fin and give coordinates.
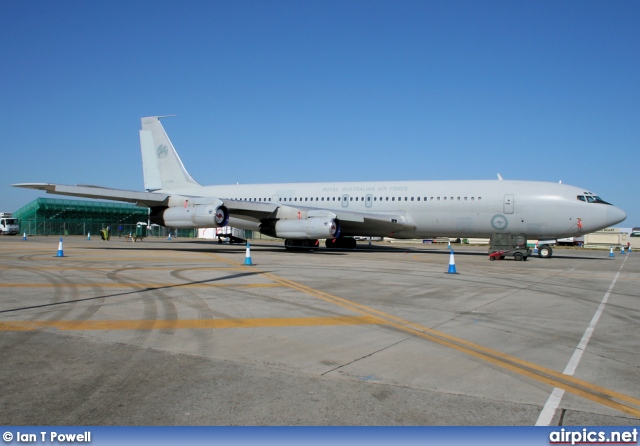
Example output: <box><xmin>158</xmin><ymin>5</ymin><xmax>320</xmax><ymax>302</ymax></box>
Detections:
<box><xmin>139</xmin><ymin>116</ymin><xmax>201</xmax><ymax>191</ymax></box>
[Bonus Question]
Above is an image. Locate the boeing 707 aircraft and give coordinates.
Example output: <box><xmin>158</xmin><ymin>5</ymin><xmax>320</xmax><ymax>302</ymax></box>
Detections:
<box><xmin>14</xmin><ymin>116</ymin><xmax>626</xmax><ymax>258</ymax></box>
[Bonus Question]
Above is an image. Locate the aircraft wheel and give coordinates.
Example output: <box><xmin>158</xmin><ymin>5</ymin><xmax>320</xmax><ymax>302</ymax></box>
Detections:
<box><xmin>538</xmin><ymin>245</ymin><xmax>553</xmax><ymax>258</ymax></box>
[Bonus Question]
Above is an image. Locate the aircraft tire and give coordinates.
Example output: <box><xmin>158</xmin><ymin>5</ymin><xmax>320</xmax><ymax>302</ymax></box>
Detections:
<box><xmin>538</xmin><ymin>245</ymin><xmax>553</xmax><ymax>258</ymax></box>
<box><xmin>325</xmin><ymin>237</ymin><xmax>356</xmax><ymax>249</ymax></box>
<box><xmin>285</xmin><ymin>238</ymin><xmax>319</xmax><ymax>251</ymax></box>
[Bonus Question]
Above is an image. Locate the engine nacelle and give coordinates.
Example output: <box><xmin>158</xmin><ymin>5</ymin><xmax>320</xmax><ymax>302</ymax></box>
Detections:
<box><xmin>151</xmin><ymin>204</ymin><xmax>229</xmax><ymax>228</ymax></box>
<box><xmin>274</xmin><ymin>217</ymin><xmax>340</xmax><ymax>239</ymax></box>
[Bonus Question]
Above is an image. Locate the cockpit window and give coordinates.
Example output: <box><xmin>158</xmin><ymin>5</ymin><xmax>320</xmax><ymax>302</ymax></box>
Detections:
<box><xmin>592</xmin><ymin>196</ymin><xmax>610</xmax><ymax>204</ymax></box>
<box><xmin>577</xmin><ymin>195</ymin><xmax>611</xmax><ymax>205</ymax></box>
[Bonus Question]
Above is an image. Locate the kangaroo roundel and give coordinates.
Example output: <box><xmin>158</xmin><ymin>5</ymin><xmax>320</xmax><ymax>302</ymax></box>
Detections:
<box><xmin>156</xmin><ymin>145</ymin><xmax>168</xmax><ymax>159</ymax></box>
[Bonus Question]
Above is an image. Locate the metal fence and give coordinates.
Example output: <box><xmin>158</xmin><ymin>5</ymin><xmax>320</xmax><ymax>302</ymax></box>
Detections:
<box><xmin>17</xmin><ymin>220</ymin><xmax>198</xmax><ymax>238</ymax></box>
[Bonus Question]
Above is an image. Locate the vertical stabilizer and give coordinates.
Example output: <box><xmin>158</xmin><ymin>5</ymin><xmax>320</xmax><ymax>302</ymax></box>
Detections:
<box><xmin>140</xmin><ymin>116</ymin><xmax>201</xmax><ymax>191</ymax></box>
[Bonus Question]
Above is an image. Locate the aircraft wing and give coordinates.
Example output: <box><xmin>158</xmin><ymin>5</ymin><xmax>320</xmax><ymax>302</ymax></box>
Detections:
<box><xmin>333</xmin><ymin>209</ymin><xmax>416</xmax><ymax>237</ymax></box>
<box><xmin>221</xmin><ymin>200</ymin><xmax>416</xmax><ymax>237</ymax></box>
<box><xmin>12</xmin><ymin>183</ymin><xmax>170</xmax><ymax>208</ymax></box>
<box><xmin>13</xmin><ymin>183</ymin><xmax>416</xmax><ymax>237</ymax></box>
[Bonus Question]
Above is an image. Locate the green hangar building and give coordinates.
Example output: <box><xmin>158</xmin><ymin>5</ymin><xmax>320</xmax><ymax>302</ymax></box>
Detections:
<box><xmin>13</xmin><ymin>198</ymin><xmax>153</xmax><ymax>237</ymax></box>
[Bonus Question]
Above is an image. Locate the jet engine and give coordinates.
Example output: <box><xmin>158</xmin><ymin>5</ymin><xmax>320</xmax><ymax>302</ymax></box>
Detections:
<box><xmin>150</xmin><ymin>204</ymin><xmax>229</xmax><ymax>228</ymax></box>
<box><xmin>272</xmin><ymin>217</ymin><xmax>340</xmax><ymax>239</ymax></box>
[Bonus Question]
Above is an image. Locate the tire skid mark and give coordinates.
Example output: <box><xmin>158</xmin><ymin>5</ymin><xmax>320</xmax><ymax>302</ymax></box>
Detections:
<box><xmin>173</xmin><ymin>266</ymin><xmax>353</xmax><ymax>319</ymax></box>
<box><xmin>170</xmin><ymin>269</ymin><xmax>234</xmax><ymax>320</ymax></box>
<box><xmin>107</xmin><ymin>266</ymin><xmax>178</xmax><ymax>342</ymax></box>
<box><xmin>168</xmin><ymin>270</ymin><xmax>218</xmax><ymax>357</ymax></box>
<box><xmin>0</xmin><ymin>267</ymin><xmax>75</xmax><ymax>350</ymax></box>
<box><xmin>168</xmin><ymin>267</ymin><xmax>261</xmax><ymax>349</ymax></box>
<box><xmin>106</xmin><ymin>268</ymin><xmax>160</xmax><ymax>345</ymax></box>
<box><xmin>56</xmin><ymin>266</ymin><xmax>165</xmax><ymax>421</ymax></box>
<box><xmin>170</xmin><ymin>267</ymin><xmax>264</xmax><ymax>357</ymax></box>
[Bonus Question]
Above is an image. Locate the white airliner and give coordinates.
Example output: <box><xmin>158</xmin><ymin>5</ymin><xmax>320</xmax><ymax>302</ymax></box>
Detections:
<box><xmin>14</xmin><ymin>116</ymin><xmax>626</xmax><ymax>258</ymax></box>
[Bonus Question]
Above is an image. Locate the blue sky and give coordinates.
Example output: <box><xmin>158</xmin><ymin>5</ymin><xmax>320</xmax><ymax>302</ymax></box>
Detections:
<box><xmin>1</xmin><ymin>1</ymin><xmax>638</xmax><ymax>226</ymax></box>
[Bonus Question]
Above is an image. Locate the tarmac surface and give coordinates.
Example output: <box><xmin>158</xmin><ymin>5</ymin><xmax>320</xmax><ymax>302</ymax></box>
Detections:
<box><xmin>1</xmin><ymin>236</ymin><xmax>638</xmax><ymax>426</ymax></box>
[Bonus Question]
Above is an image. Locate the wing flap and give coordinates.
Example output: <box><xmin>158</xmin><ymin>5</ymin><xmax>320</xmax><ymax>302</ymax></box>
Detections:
<box><xmin>223</xmin><ymin>200</ymin><xmax>279</xmax><ymax>221</ymax></box>
<box><xmin>336</xmin><ymin>210</ymin><xmax>416</xmax><ymax>237</ymax></box>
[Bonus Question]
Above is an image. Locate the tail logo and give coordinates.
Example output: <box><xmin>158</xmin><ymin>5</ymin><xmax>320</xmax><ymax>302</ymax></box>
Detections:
<box><xmin>156</xmin><ymin>144</ymin><xmax>169</xmax><ymax>159</ymax></box>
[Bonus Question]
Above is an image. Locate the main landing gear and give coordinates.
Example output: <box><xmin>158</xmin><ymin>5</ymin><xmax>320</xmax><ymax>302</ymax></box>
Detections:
<box><xmin>284</xmin><ymin>237</ymin><xmax>356</xmax><ymax>251</ymax></box>
<box><xmin>283</xmin><ymin>237</ymin><xmax>358</xmax><ymax>250</ymax></box>
<box><xmin>284</xmin><ymin>238</ymin><xmax>320</xmax><ymax>250</ymax></box>
<box><xmin>325</xmin><ymin>237</ymin><xmax>357</xmax><ymax>249</ymax></box>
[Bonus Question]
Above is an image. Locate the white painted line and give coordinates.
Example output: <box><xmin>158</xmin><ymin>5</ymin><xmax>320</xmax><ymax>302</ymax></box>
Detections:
<box><xmin>535</xmin><ymin>255</ymin><xmax>628</xmax><ymax>426</ymax></box>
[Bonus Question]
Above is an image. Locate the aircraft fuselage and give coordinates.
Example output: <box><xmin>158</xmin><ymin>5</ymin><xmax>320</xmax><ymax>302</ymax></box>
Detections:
<box><xmin>157</xmin><ymin>179</ymin><xmax>625</xmax><ymax>240</ymax></box>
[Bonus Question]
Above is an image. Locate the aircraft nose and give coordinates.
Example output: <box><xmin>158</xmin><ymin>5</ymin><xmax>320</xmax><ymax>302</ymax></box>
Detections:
<box><xmin>607</xmin><ymin>206</ymin><xmax>627</xmax><ymax>226</ymax></box>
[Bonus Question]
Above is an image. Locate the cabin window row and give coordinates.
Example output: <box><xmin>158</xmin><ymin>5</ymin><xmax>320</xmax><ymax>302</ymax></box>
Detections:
<box><xmin>230</xmin><ymin>196</ymin><xmax>483</xmax><ymax>202</ymax></box>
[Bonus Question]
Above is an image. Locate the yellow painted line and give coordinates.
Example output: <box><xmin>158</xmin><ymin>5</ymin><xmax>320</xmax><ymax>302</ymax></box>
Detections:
<box><xmin>0</xmin><ymin>250</ymin><xmax>53</xmax><ymax>254</ymax></box>
<box><xmin>0</xmin><ymin>283</ymin><xmax>281</xmax><ymax>289</ymax></box>
<box><xmin>0</xmin><ymin>249</ymin><xmax>222</xmax><ymax>261</ymax></box>
<box><xmin>409</xmin><ymin>255</ymin><xmax>452</xmax><ymax>265</ymax></box>
<box><xmin>206</xmin><ymin>252</ymin><xmax>640</xmax><ymax>419</ymax></box>
<box><xmin>0</xmin><ymin>315</ymin><xmax>380</xmax><ymax>331</ymax></box>
<box><xmin>24</xmin><ymin>257</ymin><xmax>223</xmax><ymax>262</ymax></box>
<box><xmin>273</xmin><ymin>274</ymin><xmax>640</xmax><ymax>418</ymax></box>
<box><xmin>0</xmin><ymin>266</ymin><xmax>247</xmax><ymax>271</ymax></box>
